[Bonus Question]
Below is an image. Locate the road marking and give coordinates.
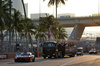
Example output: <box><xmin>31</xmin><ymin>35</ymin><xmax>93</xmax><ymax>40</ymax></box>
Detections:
<box><xmin>61</xmin><ymin>56</ymin><xmax>84</xmax><ymax>66</ymax></box>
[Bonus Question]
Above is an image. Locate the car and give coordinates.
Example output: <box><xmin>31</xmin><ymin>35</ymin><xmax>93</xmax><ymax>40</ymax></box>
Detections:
<box><xmin>89</xmin><ymin>49</ymin><xmax>97</xmax><ymax>54</ymax></box>
<box><xmin>14</xmin><ymin>52</ymin><xmax>35</xmax><ymax>62</ymax></box>
<box><xmin>77</xmin><ymin>47</ymin><xmax>83</xmax><ymax>56</ymax></box>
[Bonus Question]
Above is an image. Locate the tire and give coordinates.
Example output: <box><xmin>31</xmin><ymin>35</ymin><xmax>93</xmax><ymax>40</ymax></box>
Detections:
<box><xmin>32</xmin><ymin>57</ymin><xmax>35</xmax><ymax>62</ymax></box>
<box><xmin>70</xmin><ymin>54</ymin><xmax>75</xmax><ymax>57</ymax></box>
<box><xmin>54</xmin><ymin>52</ymin><xmax>58</xmax><ymax>58</ymax></box>
<box><xmin>44</xmin><ymin>56</ymin><xmax>46</xmax><ymax>59</ymax></box>
<box><xmin>15</xmin><ymin>61</ymin><xmax>17</xmax><ymax>62</ymax></box>
<box><xmin>72</xmin><ymin>54</ymin><xmax>75</xmax><ymax>57</ymax></box>
<box><xmin>48</xmin><ymin>56</ymin><xmax>52</xmax><ymax>58</ymax></box>
<box><xmin>62</xmin><ymin>54</ymin><xmax>64</xmax><ymax>58</ymax></box>
<box><xmin>60</xmin><ymin>52</ymin><xmax>63</xmax><ymax>58</ymax></box>
<box><xmin>30</xmin><ymin>58</ymin><xmax>32</xmax><ymax>62</ymax></box>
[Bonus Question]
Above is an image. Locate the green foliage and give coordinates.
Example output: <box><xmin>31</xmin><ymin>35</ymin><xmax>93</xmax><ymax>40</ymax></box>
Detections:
<box><xmin>36</xmin><ymin>15</ymin><xmax>68</xmax><ymax>40</ymax></box>
<box><xmin>44</xmin><ymin>0</ymin><xmax>67</xmax><ymax>7</ymax></box>
<box><xmin>0</xmin><ymin>0</ymin><xmax>68</xmax><ymax>47</ymax></box>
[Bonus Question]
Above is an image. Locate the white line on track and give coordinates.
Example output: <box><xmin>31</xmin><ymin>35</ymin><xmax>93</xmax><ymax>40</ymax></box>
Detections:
<box><xmin>61</xmin><ymin>56</ymin><xmax>84</xmax><ymax>66</ymax></box>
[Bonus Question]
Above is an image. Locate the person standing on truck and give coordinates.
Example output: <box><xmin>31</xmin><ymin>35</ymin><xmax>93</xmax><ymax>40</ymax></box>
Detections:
<box><xmin>61</xmin><ymin>42</ymin><xmax>65</xmax><ymax>57</ymax></box>
<box><xmin>58</xmin><ymin>43</ymin><xmax>62</xmax><ymax>51</ymax></box>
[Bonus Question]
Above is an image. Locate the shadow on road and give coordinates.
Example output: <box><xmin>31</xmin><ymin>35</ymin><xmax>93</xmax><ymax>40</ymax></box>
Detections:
<box><xmin>35</xmin><ymin>56</ymin><xmax>72</xmax><ymax>62</ymax></box>
<box><xmin>84</xmin><ymin>53</ymin><xmax>100</xmax><ymax>56</ymax></box>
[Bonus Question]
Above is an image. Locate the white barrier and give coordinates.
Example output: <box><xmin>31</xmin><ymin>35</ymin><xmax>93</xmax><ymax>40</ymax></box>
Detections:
<box><xmin>0</xmin><ymin>55</ymin><xmax>7</xmax><ymax>59</ymax></box>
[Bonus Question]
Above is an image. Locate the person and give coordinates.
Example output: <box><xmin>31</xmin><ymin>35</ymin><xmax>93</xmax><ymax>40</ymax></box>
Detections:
<box><xmin>61</xmin><ymin>42</ymin><xmax>65</xmax><ymax>56</ymax></box>
<box><xmin>58</xmin><ymin>43</ymin><xmax>62</xmax><ymax>51</ymax></box>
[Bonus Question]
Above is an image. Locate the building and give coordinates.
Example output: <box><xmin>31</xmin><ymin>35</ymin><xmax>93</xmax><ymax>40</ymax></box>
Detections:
<box><xmin>99</xmin><ymin>0</ymin><xmax>100</xmax><ymax>14</ymax></box>
<box><xmin>11</xmin><ymin>0</ymin><xmax>28</xmax><ymax>17</ymax></box>
<box><xmin>57</xmin><ymin>13</ymin><xmax>75</xmax><ymax>19</ymax></box>
<box><xmin>30</xmin><ymin>13</ymin><xmax>49</xmax><ymax>20</ymax></box>
<box><xmin>11</xmin><ymin>0</ymin><xmax>23</xmax><ymax>14</ymax></box>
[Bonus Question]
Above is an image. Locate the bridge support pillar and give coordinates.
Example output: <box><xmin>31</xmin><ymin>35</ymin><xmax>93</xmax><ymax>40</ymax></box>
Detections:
<box><xmin>68</xmin><ymin>24</ymin><xmax>85</xmax><ymax>41</ymax></box>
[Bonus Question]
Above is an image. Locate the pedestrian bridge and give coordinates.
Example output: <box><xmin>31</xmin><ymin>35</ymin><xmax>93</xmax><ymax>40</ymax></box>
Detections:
<box><xmin>33</xmin><ymin>16</ymin><xmax>100</xmax><ymax>42</ymax></box>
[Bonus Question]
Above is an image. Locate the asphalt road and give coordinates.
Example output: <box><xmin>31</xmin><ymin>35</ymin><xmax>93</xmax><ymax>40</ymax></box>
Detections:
<box><xmin>0</xmin><ymin>53</ymin><xmax>100</xmax><ymax>66</ymax></box>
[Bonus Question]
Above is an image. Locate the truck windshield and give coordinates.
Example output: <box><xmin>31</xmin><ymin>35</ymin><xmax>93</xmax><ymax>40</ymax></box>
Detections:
<box><xmin>43</xmin><ymin>43</ymin><xmax>55</xmax><ymax>48</ymax></box>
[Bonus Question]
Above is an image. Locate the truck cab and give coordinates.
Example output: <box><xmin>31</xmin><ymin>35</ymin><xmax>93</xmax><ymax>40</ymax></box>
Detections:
<box><xmin>42</xmin><ymin>41</ymin><xmax>58</xmax><ymax>59</ymax></box>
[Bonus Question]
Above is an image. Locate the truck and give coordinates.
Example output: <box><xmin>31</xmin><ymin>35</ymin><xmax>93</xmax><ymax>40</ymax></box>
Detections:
<box><xmin>42</xmin><ymin>41</ymin><xmax>76</xmax><ymax>59</ymax></box>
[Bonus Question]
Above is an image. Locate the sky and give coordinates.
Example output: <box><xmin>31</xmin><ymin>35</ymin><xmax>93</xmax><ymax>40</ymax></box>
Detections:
<box><xmin>24</xmin><ymin>0</ymin><xmax>98</xmax><ymax>17</ymax></box>
<box><xmin>24</xmin><ymin>0</ymin><xmax>100</xmax><ymax>35</ymax></box>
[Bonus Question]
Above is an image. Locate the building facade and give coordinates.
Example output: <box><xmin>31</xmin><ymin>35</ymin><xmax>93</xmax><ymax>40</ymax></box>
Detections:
<box><xmin>11</xmin><ymin>0</ymin><xmax>28</xmax><ymax>17</ymax></box>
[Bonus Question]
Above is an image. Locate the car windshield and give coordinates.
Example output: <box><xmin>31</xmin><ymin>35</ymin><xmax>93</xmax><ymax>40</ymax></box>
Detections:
<box><xmin>90</xmin><ymin>49</ymin><xmax>96</xmax><ymax>52</ymax></box>
<box><xmin>20</xmin><ymin>53</ymin><xmax>30</xmax><ymax>56</ymax></box>
<box><xmin>43</xmin><ymin>43</ymin><xmax>55</xmax><ymax>48</ymax></box>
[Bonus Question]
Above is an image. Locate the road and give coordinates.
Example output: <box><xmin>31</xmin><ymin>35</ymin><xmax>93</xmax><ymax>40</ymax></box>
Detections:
<box><xmin>0</xmin><ymin>54</ymin><xmax>100</xmax><ymax>66</ymax></box>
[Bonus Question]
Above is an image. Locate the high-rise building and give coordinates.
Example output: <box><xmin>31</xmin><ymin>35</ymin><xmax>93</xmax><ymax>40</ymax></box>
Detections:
<box><xmin>11</xmin><ymin>0</ymin><xmax>28</xmax><ymax>17</ymax></box>
<box><xmin>11</xmin><ymin>0</ymin><xmax>23</xmax><ymax>14</ymax></box>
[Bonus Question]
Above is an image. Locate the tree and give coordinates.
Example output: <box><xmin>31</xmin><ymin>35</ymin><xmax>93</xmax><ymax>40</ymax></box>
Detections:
<box><xmin>39</xmin><ymin>15</ymin><xmax>57</xmax><ymax>40</ymax></box>
<box><xmin>11</xmin><ymin>9</ymin><xmax>23</xmax><ymax>44</ymax></box>
<box><xmin>22</xmin><ymin>18</ymin><xmax>36</xmax><ymax>51</ymax></box>
<box><xmin>56</xmin><ymin>25</ymin><xmax>68</xmax><ymax>39</ymax></box>
<box><xmin>21</xmin><ymin>0</ymin><xmax>27</xmax><ymax>18</ymax></box>
<box><xmin>35</xmin><ymin>25</ymin><xmax>46</xmax><ymax>41</ymax></box>
<box><xmin>0</xmin><ymin>0</ymin><xmax>12</xmax><ymax>52</ymax></box>
<box><xmin>43</xmin><ymin>0</ymin><xmax>67</xmax><ymax>19</ymax></box>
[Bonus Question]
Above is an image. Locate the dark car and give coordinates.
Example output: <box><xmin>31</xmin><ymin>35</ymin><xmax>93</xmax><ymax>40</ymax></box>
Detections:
<box><xmin>14</xmin><ymin>52</ymin><xmax>35</xmax><ymax>62</ymax></box>
<box><xmin>89</xmin><ymin>49</ymin><xmax>97</xmax><ymax>54</ymax></box>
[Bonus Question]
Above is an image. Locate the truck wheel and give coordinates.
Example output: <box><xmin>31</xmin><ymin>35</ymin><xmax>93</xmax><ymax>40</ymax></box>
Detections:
<box><xmin>69</xmin><ymin>55</ymin><xmax>72</xmax><ymax>57</ymax></box>
<box><xmin>72</xmin><ymin>54</ymin><xmax>75</xmax><ymax>57</ymax></box>
<box><xmin>62</xmin><ymin>54</ymin><xmax>64</xmax><ymax>58</ymax></box>
<box><xmin>60</xmin><ymin>52</ymin><xmax>62</xmax><ymax>58</ymax></box>
<box><xmin>44</xmin><ymin>56</ymin><xmax>46</xmax><ymax>59</ymax></box>
<box><xmin>48</xmin><ymin>56</ymin><xmax>52</xmax><ymax>58</ymax></box>
<box><xmin>69</xmin><ymin>54</ymin><xmax>75</xmax><ymax>57</ymax></box>
<box><xmin>55</xmin><ymin>53</ymin><xmax>58</xmax><ymax>58</ymax></box>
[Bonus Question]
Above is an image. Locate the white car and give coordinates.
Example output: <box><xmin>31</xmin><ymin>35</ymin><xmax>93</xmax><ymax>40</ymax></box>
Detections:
<box><xmin>77</xmin><ymin>47</ymin><xmax>83</xmax><ymax>56</ymax></box>
<box><xmin>14</xmin><ymin>52</ymin><xmax>35</xmax><ymax>62</ymax></box>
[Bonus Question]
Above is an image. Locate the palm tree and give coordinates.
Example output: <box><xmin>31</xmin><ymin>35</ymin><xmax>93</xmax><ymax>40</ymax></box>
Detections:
<box><xmin>22</xmin><ymin>18</ymin><xmax>36</xmax><ymax>51</ymax></box>
<box><xmin>0</xmin><ymin>0</ymin><xmax>12</xmax><ymax>52</ymax></box>
<box><xmin>35</xmin><ymin>25</ymin><xmax>46</xmax><ymax>42</ymax></box>
<box><xmin>11</xmin><ymin>9</ymin><xmax>23</xmax><ymax>43</ymax></box>
<box><xmin>21</xmin><ymin>0</ymin><xmax>27</xmax><ymax>18</ymax></box>
<box><xmin>56</xmin><ymin>25</ymin><xmax>68</xmax><ymax>39</ymax></box>
<box><xmin>43</xmin><ymin>0</ymin><xmax>67</xmax><ymax>19</ymax></box>
<box><xmin>39</xmin><ymin>15</ymin><xmax>57</xmax><ymax>40</ymax></box>
<box><xmin>10</xmin><ymin>9</ymin><xmax>24</xmax><ymax>52</ymax></box>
